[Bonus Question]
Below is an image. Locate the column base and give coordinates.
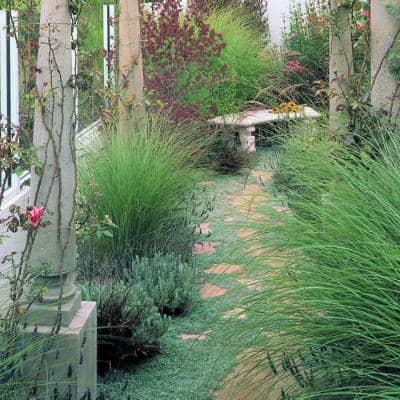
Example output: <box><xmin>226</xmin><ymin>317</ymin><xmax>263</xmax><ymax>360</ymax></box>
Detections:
<box><xmin>23</xmin><ymin>301</ymin><xmax>97</xmax><ymax>400</ymax></box>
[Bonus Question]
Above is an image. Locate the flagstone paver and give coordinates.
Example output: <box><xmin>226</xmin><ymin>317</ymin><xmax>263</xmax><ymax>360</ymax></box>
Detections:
<box><xmin>235</xmin><ymin>228</ymin><xmax>257</xmax><ymax>239</ymax></box>
<box><xmin>204</xmin><ymin>263</ymin><xmax>243</xmax><ymax>275</ymax></box>
<box><xmin>251</xmin><ymin>170</ymin><xmax>273</xmax><ymax>183</ymax></box>
<box><xmin>179</xmin><ymin>331</ymin><xmax>212</xmax><ymax>341</ymax></box>
<box><xmin>200</xmin><ymin>181</ymin><xmax>216</xmax><ymax>186</ymax></box>
<box><xmin>236</xmin><ymin>278</ymin><xmax>263</xmax><ymax>292</ymax></box>
<box><xmin>200</xmin><ymin>283</ymin><xmax>228</xmax><ymax>299</ymax></box>
<box><xmin>196</xmin><ymin>223</ymin><xmax>211</xmax><ymax>235</ymax></box>
<box><xmin>193</xmin><ymin>242</ymin><xmax>220</xmax><ymax>255</ymax></box>
<box><xmin>222</xmin><ymin>307</ymin><xmax>247</xmax><ymax>320</ymax></box>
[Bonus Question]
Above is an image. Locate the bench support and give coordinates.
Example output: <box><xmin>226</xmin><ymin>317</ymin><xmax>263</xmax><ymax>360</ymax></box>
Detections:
<box><xmin>238</xmin><ymin>126</ymin><xmax>256</xmax><ymax>152</ymax></box>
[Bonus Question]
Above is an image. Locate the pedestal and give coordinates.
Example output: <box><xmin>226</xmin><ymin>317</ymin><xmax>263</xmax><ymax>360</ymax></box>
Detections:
<box><xmin>23</xmin><ymin>301</ymin><xmax>97</xmax><ymax>400</ymax></box>
<box><xmin>238</xmin><ymin>126</ymin><xmax>256</xmax><ymax>152</ymax></box>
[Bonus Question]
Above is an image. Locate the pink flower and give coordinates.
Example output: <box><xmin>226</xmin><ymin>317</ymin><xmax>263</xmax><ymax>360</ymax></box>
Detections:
<box><xmin>356</xmin><ymin>22</ymin><xmax>366</xmax><ymax>29</ymax></box>
<box><xmin>291</xmin><ymin>33</ymin><xmax>297</xmax><ymax>38</ymax></box>
<box><xmin>284</xmin><ymin>60</ymin><xmax>306</xmax><ymax>74</ymax></box>
<box><xmin>360</xmin><ymin>10</ymin><xmax>369</xmax><ymax>17</ymax></box>
<box><xmin>28</xmin><ymin>207</ymin><xmax>44</xmax><ymax>227</ymax></box>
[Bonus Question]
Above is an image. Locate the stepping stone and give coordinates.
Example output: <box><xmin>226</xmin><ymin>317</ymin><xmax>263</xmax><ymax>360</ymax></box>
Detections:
<box><xmin>222</xmin><ymin>307</ymin><xmax>247</xmax><ymax>320</ymax></box>
<box><xmin>227</xmin><ymin>186</ymin><xmax>268</xmax><ymax>215</ymax></box>
<box><xmin>201</xmin><ymin>283</ymin><xmax>228</xmax><ymax>299</ymax></box>
<box><xmin>235</xmin><ymin>228</ymin><xmax>257</xmax><ymax>239</ymax></box>
<box><xmin>204</xmin><ymin>263</ymin><xmax>243</xmax><ymax>275</ymax></box>
<box><xmin>195</xmin><ymin>223</ymin><xmax>211</xmax><ymax>235</ymax></box>
<box><xmin>193</xmin><ymin>242</ymin><xmax>220</xmax><ymax>255</ymax></box>
<box><xmin>272</xmin><ymin>205</ymin><xmax>291</xmax><ymax>215</ymax></box>
<box><xmin>179</xmin><ymin>331</ymin><xmax>211</xmax><ymax>341</ymax></box>
<box><xmin>242</xmin><ymin>184</ymin><xmax>264</xmax><ymax>195</ymax></box>
<box><xmin>251</xmin><ymin>170</ymin><xmax>273</xmax><ymax>183</ymax></box>
<box><xmin>200</xmin><ymin>181</ymin><xmax>216</xmax><ymax>186</ymax></box>
<box><xmin>214</xmin><ymin>347</ymin><xmax>287</xmax><ymax>400</ymax></box>
<box><xmin>237</xmin><ymin>278</ymin><xmax>263</xmax><ymax>292</ymax></box>
<box><xmin>224</xmin><ymin>216</ymin><xmax>236</xmax><ymax>223</ymax></box>
<box><xmin>244</xmin><ymin>243</ymin><xmax>271</xmax><ymax>257</ymax></box>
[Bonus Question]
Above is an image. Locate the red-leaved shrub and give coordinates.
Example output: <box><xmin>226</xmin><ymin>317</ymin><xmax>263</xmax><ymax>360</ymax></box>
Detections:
<box><xmin>142</xmin><ymin>0</ymin><xmax>226</xmax><ymax>122</ymax></box>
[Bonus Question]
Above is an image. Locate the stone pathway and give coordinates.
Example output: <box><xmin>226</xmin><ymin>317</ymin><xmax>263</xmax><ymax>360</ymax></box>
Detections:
<box><xmin>191</xmin><ymin>167</ymin><xmax>289</xmax><ymax>399</ymax></box>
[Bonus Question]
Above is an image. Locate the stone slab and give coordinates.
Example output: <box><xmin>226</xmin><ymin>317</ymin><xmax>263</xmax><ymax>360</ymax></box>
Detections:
<box><xmin>23</xmin><ymin>301</ymin><xmax>97</xmax><ymax>400</ymax></box>
<box><xmin>209</xmin><ymin>106</ymin><xmax>321</xmax><ymax>128</ymax></box>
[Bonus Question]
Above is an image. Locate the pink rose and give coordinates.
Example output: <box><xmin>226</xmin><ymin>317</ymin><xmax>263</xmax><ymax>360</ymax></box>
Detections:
<box><xmin>360</xmin><ymin>10</ymin><xmax>369</xmax><ymax>17</ymax></box>
<box><xmin>356</xmin><ymin>22</ymin><xmax>365</xmax><ymax>29</ymax></box>
<box><xmin>28</xmin><ymin>206</ymin><xmax>44</xmax><ymax>227</ymax></box>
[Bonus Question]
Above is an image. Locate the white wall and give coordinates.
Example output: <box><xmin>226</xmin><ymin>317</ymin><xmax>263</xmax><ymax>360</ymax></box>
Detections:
<box><xmin>268</xmin><ymin>0</ymin><xmax>291</xmax><ymax>45</ymax></box>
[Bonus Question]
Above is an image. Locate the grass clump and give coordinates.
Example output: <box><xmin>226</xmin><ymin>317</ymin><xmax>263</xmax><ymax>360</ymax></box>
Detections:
<box><xmin>246</xmin><ymin>123</ymin><xmax>400</xmax><ymax>398</ymax></box>
<box><xmin>201</xmin><ymin>8</ymin><xmax>283</xmax><ymax>115</ymax></box>
<box><xmin>78</xmin><ymin>117</ymin><xmax>202</xmax><ymax>262</ymax></box>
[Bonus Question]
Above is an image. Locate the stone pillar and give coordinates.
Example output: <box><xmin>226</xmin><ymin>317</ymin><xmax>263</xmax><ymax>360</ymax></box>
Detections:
<box><xmin>371</xmin><ymin>0</ymin><xmax>400</xmax><ymax>116</ymax></box>
<box><xmin>329</xmin><ymin>1</ymin><xmax>354</xmax><ymax>139</ymax></box>
<box><xmin>23</xmin><ymin>1</ymin><xmax>97</xmax><ymax>398</ymax></box>
<box><xmin>119</xmin><ymin>0</ymin><xmax>145</xmax><ymax>134</ymax></box>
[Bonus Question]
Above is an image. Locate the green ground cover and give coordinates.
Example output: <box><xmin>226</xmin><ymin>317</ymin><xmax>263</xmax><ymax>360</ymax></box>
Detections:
<box><xmin>101</xmin><ymin>151</ymin><xmax>276</xmax><ymax>400</ymax></box>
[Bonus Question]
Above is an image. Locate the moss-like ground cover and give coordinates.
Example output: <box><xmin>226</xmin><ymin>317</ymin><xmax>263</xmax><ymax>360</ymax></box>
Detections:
<box><xmin>103</xmin><ymin>151</ymin><xmax>279</xmax><ymax>400</ymax></box>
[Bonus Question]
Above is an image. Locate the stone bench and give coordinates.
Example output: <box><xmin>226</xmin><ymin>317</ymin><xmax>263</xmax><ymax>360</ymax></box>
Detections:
<box><xmin>208</xmin><ymin>106</ymin><xmax>322</xmax><ymax>152</ymax></box>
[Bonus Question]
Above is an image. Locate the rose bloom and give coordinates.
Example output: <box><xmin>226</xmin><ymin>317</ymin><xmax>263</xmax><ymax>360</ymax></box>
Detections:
<box><xmin>28</xmin><ymin>206</ymin><xmax>44</xmax><ymax>227</ymax></box>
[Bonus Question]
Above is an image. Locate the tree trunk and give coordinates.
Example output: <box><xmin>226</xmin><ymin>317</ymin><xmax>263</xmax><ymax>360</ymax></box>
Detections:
<box><xmin>329</xmin><ymin>1</ymin><xmax>354</xmax><ymax>140</ymax></box>
<box><xmin>371</xmin><ymin>0</ymin><xmax>400</xmax><ymax>117</ymax></box>
<box><xmin>119</xmin><ymin>0</ymin><xmax>145</xmax><ymax>134</ymax></box>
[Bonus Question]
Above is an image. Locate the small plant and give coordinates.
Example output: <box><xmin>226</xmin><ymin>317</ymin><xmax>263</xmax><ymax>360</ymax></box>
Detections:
<box><xmin>125</xmin><ymin>253</ymin><xmax>197</xmax><ymax>316</ymax></box>
<box><xmin>81</xmin><ymin>280</ymin><xmax>168</xmax><ymax>371</ymax></box>
<box><xmin>208</xmin><ymin>129</ymin><xmax>256</xmax><ymax>173</ymax></box>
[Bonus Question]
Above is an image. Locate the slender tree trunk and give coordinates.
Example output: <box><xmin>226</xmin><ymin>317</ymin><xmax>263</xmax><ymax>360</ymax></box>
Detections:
<box><xmin>119</xmin><ymin>0</ymin><xmax>145</xmax><ymax>134</ymax></box>
<box><xmin>329</xmin><ymin>0</ymin><xmax>354</xmax><ymax>140</ymax></box>
<box><xmin>371</xmin><ymin>0</ymin><xmax>400</xmax><ymax>117</ymax></box>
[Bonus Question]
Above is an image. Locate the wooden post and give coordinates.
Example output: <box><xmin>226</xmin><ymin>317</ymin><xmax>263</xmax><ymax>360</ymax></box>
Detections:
<box><xmin>329</xmin><ymin>0</ymin><xmax>354</xmax><ymax>141</ymax></box>
<box><xmin>118</xmin><ymin>0</ymin><xmax>145</xmax><ymax>134</ymax></box>
<box><xmin>371</xmin><ymin>0</ymin><xmax>400</xmax><ymax>117</ymax></box>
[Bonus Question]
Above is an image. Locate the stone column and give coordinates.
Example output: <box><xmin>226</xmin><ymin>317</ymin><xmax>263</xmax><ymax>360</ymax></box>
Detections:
<box><xmin>119</xmin><ymin>0</ymin><xmax>145</xmax><ymax>134</ymax></box>
<box><xmin>371</xmin><ymin>0</ymin><xmax>400</xmax><ymax>116</ymax></box>
<box><xmin>23</xmin><ymin>1</ymin><xmax>97</xmax><ymax>398</ymax></box>
<box><xmin>329</xmin><ymin>0</ymin><xmax>354</xmax><ymax>140</ymax></box>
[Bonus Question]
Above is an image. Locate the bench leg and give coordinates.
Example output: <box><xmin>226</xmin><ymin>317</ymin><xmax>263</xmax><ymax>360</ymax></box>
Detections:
<box><xmin>238</xmin><ymin>126</ymin><xmax>256</xmax><ymax>152</ymax></box>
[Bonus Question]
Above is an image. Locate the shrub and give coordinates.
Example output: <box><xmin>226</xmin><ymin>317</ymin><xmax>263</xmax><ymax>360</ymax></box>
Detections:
<box><xmin>81</xmin><ymin>280</ymin><xmax>167</xmax><ymax>370</ymax></box>
<box><xmin>282</xmin><ymin>0</ymin><xmax>330</xmax><ymax>104</ymax></box>
<box><xmin>246</xmin><ymin>123</ymin><xmax>400</xmax><ymax>398</ymax></box>
<box><xmin>125</xmin><ymin>253</ymin><xmax>197</xmax><ymax>316</ymax></box>
<box><xmin>78</xmin><ymin>117</ymin><xmax>201</xmax><ymax>262</ymax></box>
<box><xmin>142</xmin><ymin>0</ymin><xmax>225</xmax><ymax>122</ymax></box>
